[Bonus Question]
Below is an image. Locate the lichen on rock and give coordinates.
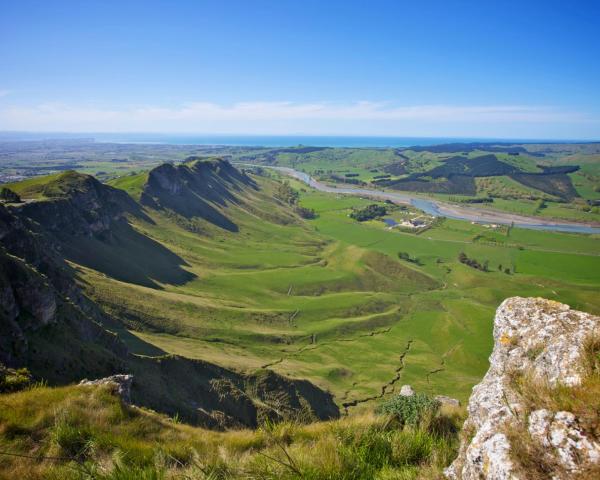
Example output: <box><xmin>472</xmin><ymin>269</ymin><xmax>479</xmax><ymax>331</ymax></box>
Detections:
<box><xmin>446</xmin><ymin>297</ymin><xmax>600</xmax><ymax>479</ymax></box>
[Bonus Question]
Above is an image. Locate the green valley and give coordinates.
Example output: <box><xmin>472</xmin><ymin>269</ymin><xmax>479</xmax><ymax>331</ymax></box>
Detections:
<box><xmin>1</xmin><ymin>147</ymin><xmax>599</xmax><ymax>479</ymax></box>
<box><xmin>4</xmin><ymin>155</ymin><xmax>598</xmax><ymax>408</ymax></box>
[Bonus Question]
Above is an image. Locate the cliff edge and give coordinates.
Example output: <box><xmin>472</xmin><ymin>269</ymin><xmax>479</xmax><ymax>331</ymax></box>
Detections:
<box><xmin>446</xmin><ymin>297</ymin><xmax>600</xmax><ymax>479</ymax></box>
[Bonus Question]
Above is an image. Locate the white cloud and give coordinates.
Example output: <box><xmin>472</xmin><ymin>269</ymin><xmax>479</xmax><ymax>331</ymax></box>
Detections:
<box><xmin>0</xmin><ymin>100</ymin><xmax>591</xmax><ymax>136</ymax></box>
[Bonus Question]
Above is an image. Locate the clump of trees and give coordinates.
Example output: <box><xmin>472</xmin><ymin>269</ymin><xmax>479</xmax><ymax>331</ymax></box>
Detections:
<box><xmin>398</xmin><ymin>251</ymin><xmax>422</xmax><ymax>265</ymax></box>
<box><xmin>458</xmin><ymin>252</ymin><xmax>489</xmax><ymax>271</ymax></box>
<box><xmin>275</xmin><ymin>181</ymin><xmax>299</xmax><ymax>205</ymax></box>
<box><xmin>275</xmin><ymin>181</ymin><xmax>316</xmax><ymax>219</ymax></box>
<box><xmin>0</xmin><ymin>187</ymin><xmax>21</xmax><ymax>203</ymax></box>
<box><xmin>350</xmin><ymin>204</ymin><xmax>387</xmax><ymax>221</ymax></box>
<box><xmin>295</xmin><ymin>206</ymin><xmax>316</xmax><ymax>219</ymax></box>
<box><xmin>458</xmin><ymin>197</ymin><xmax>494</xmax><ymax>204</ymax></box>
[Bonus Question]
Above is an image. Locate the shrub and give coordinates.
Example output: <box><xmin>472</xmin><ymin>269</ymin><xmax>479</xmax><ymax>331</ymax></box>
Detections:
<box><xmin>0</xmin><ymin>364</ymin><xmax>32</xmax><ymax>393</ymax></box>
<box><xmin>294</xmin><ymin>206</ymin><xmax>316</xmax><ymax>219</ymax></box>
<box><xmin>0</xmin><ymin>187</ymin><xmax>21</xmax><ymax>203</ymax></box>
<box><xmin>398</xmin><ymin>251</ymin><xmax>422</xmax><ymax>265</ymax></box>
<box><xmin>377</xmin><ymin>393</ymin><xmax>440</xmax><ymax>427</ymax></box>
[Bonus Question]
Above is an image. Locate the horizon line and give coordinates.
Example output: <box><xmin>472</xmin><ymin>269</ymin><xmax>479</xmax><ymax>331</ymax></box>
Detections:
<box><xmin>1</xmin><ymin>130</ymin><xmax>599</xmax><ymax>144</ymax></box>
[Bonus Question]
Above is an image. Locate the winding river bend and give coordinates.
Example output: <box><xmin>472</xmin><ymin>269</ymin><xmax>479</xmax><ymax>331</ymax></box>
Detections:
<box><xmin>266</xmin><ymin>166</ymin><xmax>600</xmax><ymax>234</ymax></box>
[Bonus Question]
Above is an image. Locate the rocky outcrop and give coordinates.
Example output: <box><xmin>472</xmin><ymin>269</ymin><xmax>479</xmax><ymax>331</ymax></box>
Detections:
<box><xmin>398</xmin><ymin>384</ymin><xmax>460</xmax><ymax>407</ymax></box>
<box><xmin>80</xmin><ymin>374</ymin><xmax>133</xmax><ymax>403</ymax></box>
<box><xmin>18</xmin><ymin>171</ymin><xmax>144</xmax><ymax>239</ymax></box>
<box><xmin>446</xmin><ymin>297</ymin><xmax>600</xmax><ymax>479</ymax></box>
<box><xmin>140</xmin><ymin>157</ymin><xmax>255</xmax><ymax>231</ymax></box>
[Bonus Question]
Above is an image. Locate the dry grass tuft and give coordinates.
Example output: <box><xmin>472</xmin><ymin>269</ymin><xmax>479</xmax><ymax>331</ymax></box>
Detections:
<box><xmin>0</xmin><ymin>384</ymin><xmax>465</xmax><ymax>479</ymax></box>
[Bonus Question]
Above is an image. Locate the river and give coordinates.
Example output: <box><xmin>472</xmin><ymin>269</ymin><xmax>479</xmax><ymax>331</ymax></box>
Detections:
<box><xmin>264</xmin><ymin>166</ymin><xmax>600</xmax><ymax>235</ymax></box>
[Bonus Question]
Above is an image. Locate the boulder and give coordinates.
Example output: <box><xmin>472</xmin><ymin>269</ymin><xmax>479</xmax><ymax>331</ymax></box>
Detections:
<box><xmin>445</xmin><ymin>297</ymin><xmax>600</xmax><ymax>479</ymax></box>
<box><xmin>399</xmin><ymin>384</ymin><xmax>415</xmax><ymax>396</ymax></box>
<box><xmin>80</xmin><ymin>374</ymin><xmax>133</xmax><ymax>403</ymax></box>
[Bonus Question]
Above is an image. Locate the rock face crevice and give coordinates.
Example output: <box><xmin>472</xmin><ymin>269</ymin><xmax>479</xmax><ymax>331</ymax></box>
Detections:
<box><xmin>446</xmin><ymin>297</ymin><xmax>600</xmax><ymax>479</ymax></box>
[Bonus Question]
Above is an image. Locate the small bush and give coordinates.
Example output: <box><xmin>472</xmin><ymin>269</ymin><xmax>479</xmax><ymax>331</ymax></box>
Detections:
<box><xmin>294</xmin><ymin>205</ymin><xmax>317</xmax><ymax>219</ymax></box>
<box><xmin>0</xmin><ymin>187</ymin><xmax>21</xmax><ymax>202</ymax></box>
<box><xmin>377</xmin><ymin>394</ymin><xmax>441</xmax><ymax>428</ymax></box>
<box><xmin>0</xmin><ymin>365</ymin><xmax>32</xmax><ymax>393</ymax></box>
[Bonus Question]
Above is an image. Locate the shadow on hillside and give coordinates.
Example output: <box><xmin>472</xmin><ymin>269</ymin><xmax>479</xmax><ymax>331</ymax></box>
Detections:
<box><xmin>142</xmin><ymin>191</ymin><xmax>239</xmax><ymax>232</ymax></box>
<box><xmin>61</xmin><ymin>220</ymin><xmax>195</xmax><ymax>288</ymax></box>
<box><xmin>140</xmin><ymin>161</ymin><xmax>260</xmax><ymax>232</ymax></box>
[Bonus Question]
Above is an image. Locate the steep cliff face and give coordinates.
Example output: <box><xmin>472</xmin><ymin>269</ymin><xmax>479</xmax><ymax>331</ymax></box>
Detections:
<box><xmin>140</xmin><ymin>157</ymin><xmax>256</xmax><ymax>230</ymax></box>
<box><xmin>18</xmin><ymin>171</ymin><xmax>142</xmax><ymax>239</ymax></box>
<box><xmin>446</xmin><ymin>297</ymin><xmax>600</xmax><ymax>479</ymax></box>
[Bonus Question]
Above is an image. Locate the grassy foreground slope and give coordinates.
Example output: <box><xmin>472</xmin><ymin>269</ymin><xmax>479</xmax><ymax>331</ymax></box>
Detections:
<box><xmin>0</xmin><ymin>383</ymin><xmax>461</xmax><ymax>479</ymax></box>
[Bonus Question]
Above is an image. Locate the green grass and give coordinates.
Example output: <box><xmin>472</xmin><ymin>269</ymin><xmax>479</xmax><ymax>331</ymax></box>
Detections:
<box><xmin>2</xmin><ymin>172</ymin><xmax>66</xmax><ymax>199</ymax></box>
<box><xmin>0</xmin><ymin>383</ymin><xmax>462</xmax><ymax>479</ymax></box>
<box><xmin>68</xmin><ymin>172</ymin><xmax>599</xmax><ymax>411</ymax></box>
<box><xmin>474</xmin><ymin>175</ymin><xmax>556</xmax><ymax>200</ymax></box>
<box><xmin>107</xmin><ymin>172</ymin><xmax>149</xmax><ymax>200</ymax></box>
<box><xmin>6</xmin><ymin>164</ymin><xmax>597</xmax><ymax>411</ymax></box>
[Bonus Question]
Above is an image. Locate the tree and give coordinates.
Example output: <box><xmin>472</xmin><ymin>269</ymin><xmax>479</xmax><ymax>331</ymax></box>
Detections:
<box><xmin>275</xmin><ymin>181</ymin><xmax>299</xmax><ymax>205</ymax></box>
<box><xmin>0</xmin><ymin>187</ymin><xmax>21</xmax><ymax>203</ymax></box>
<box><xmin>350</xmin><ymin>204</ymin><xmax>387</xmax><ymax>221</ymax></box>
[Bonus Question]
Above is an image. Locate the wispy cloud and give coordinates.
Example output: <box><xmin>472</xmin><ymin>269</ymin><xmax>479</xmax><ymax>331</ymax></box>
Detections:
<box><xmin>0</xmin><ymin>101</ymin><xmax>590</xmax><ymax>135</ymax></box>
<box><xmin>0</xmin><ymin>90</ymin><xmax>11</xmax><ymax>98</ymax></box>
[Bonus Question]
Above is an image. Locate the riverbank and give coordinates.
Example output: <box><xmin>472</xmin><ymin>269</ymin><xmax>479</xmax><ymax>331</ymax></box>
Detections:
<box><xmin>263</xmin><ymin>166</ymin><xmax>600</xmax><ymax>234</ymax></box>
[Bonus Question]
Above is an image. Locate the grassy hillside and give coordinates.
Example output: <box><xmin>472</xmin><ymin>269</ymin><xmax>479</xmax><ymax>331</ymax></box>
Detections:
<box><xmin>1</xmin><ymin>150</ymin><xmax>599</xmax><ymax>478</ymax></box>
<box><xmin>4</xmin><ymin>161</ymin><xmax>599</xmax><ymax>414</ymax></box>
<box><xmin>70</xmin><ymin>167</ymin><xmax>599</xmax><ymax>410</ymax></box>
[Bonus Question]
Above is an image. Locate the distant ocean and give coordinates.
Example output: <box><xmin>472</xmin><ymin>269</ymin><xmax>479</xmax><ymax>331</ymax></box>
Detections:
<box><xmin>0</xmin><ymin>132</ymin><xmax>584</xmax><ymax>147</ymax></box>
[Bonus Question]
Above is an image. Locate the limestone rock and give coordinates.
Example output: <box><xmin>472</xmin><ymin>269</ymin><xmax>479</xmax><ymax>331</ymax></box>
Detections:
<box><xmin>446</xmin><ymin>297</ymin><xmax>600</xmax><ymax>479</ymax></box>
<box><xmin>80</xmin><ymin>374</ymin><xmax>133</xmax><ymax>403</ymax></box>
<box><xmin>528</xmin><ymin>409</ymin><xmax>600</xmax><ymax>470</ymax></box>
<box><xmin>399</xmin><ymin>384</ymin><xmax>415</xmax><ymax>396</ymax></box>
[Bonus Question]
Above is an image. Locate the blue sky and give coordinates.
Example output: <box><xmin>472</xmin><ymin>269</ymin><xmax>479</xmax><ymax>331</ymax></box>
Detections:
<box><xmin>1</xmin><ymin>0</ymin><xmax>599</xmax><ymax>139</ymax></box>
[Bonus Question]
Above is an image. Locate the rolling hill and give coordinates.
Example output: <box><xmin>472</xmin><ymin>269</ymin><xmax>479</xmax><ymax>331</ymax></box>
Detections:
<box><xmin>0</xmin><ymin>162</ymin><xmax>339</xmax><ymax>427</ymax></box>
<box><xmin>2</xmin><ymin>156</ymin><xmax>599</xmax><ymax>424</ymax></box>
